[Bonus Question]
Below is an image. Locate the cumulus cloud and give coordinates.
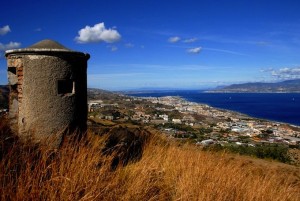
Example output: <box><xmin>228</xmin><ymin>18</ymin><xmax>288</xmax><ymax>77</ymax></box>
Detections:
<box><xmin>183</xmin><ymin>37</ymin><xmax>198</xmax><ymax>43</ymax></box>
<box><xmin>0</xmin><ymin>25</ymin><xmax>11</xmax><ymax>35</ymax></box>
<box><xmin>187</xmin><ymin>47</ymin><xmax>202</xmax><ymax>54</ymax></box>
<box><xmin>75</xmin><ymin>22</ymin><xmax>121</xmax><ymax>44</ymax></box>
<box><xmin>0</xmin><ymin>42</ymin><xmax>21</xmax><ymax>51</ymax></box>
<box><xmin>168</xmin><ymin>36</ymin><xmax>180</xmax><ymax>43</ymax></box>
<box><xmin>270</xmin><ymin>67</ymin><xmax>300</xmax><ymax>80</ymax></box>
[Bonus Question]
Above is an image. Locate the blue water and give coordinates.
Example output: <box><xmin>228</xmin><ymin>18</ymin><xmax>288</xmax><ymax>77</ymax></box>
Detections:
<box><xmin>127</xmin><ymin>91</ymin><xmax>300</xmax><ymax>126</ymax></box>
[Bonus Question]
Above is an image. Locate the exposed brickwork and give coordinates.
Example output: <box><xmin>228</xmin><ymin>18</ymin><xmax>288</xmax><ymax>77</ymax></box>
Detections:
<box><xmin>17</xmin><ymin>66</ymin><xmax>23</xmax><ymax>103</ymax></box>
<box><xmin>6</xmin><ymin>55</ymin><xmax>24</xmax><ymax>133</ymax></box>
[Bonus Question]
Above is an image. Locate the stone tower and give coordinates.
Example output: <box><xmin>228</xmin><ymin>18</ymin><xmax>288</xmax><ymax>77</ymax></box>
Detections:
<box><xmin>5</xmin><ymin>39</ymin><xmax>90</xmax><ymax>143</ymax></box>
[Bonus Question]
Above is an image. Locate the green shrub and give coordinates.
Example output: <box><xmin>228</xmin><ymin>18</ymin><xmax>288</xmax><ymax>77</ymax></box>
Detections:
<box><xmin>225</xmin><ymin>144</ymin><xmax>291</xmax><ymax>163</ymax></box>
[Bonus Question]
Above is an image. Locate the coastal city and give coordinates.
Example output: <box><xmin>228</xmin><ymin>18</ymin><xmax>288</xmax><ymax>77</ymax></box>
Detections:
<box><xmin>88</xmin><ymin>89</ymin><xmax>300</xmax><ymax>149</ymax></box>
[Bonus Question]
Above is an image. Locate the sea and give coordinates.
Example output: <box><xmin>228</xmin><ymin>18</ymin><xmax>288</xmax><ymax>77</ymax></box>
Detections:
<box><xmin>126</xmin><ymin>91</ymin><xmax>300</xmax><ymax>126</ymax></box>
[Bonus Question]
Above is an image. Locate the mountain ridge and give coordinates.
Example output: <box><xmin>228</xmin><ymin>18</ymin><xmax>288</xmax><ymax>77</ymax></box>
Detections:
<box><xmin>208</xmin><ymin>79</ymin><xmax>300</xmax><ymax>93</ymax></box>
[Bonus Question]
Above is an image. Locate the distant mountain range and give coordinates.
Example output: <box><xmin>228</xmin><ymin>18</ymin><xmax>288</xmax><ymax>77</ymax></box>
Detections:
<box><xmin>1</xmin><ymin>79</ymin><xmax>299</xmax><ymax>109</ymax></box>
<box><xmin>209</xmin><ymin>79</ymin><xmax>300</xmax><ymax>93</ymax></box>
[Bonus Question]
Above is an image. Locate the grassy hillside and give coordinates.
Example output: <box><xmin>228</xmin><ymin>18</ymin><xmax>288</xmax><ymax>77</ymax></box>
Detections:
<box><xmin>1</xmin><ymin>119</ymin><xmax>300</xmax><ymax>200</ymax></box>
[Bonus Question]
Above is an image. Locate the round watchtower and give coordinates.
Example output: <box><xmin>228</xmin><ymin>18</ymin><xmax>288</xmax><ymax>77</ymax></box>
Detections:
<box><xmin>5</xmin><ymin>39</ymin><xmax>90</xmax><ymax>144</ymax></box>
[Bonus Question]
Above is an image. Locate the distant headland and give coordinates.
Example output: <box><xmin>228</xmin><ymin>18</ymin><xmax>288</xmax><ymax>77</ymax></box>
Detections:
<box><xmin>207</xmin><ymin>79</ymin><xmax>300</xmax><ymax>93</ymax></box>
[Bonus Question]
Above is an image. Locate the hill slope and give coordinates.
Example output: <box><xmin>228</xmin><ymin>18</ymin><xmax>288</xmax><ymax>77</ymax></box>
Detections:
<box><xmin>0</xmin><ymin>120</ymin><xmax>299</xmax><ymax>200</ymax></box>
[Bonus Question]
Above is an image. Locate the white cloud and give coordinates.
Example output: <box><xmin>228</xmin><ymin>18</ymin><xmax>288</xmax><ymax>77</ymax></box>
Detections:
<box><xmin>107</xmin><ymin>45</ymin><xmax>118</xmax><ymax>52</ymax></box>
<box><xmin>34</xmin><ymin>28</ymin><xmax>42</xmax><ymax>32</ymax></box>
<box><xmin>168</xmin><ymin>36</ymin><xmax>180</xmax><ymax>43</ymax></box>
<box><xmin>204</xmin><ymin>47</ymin><xmax>248</xmax><ymax>56</ymax></box>
<box><xmin>0</xmin><ymin>25</ymin><xmax>11</xmax><ymax>35</ymax></box>
<box><xmin>75</xmin><ymin>22</ymin><xmax>121</xmax><ymax>44</ymax></box>
<box><xmin>187</xmin><ymin>47</ymin><xmax>202</xmax><ymax>54</ymax></box>
<box><xmin>260</xmin><ymin>68</ymin><xmax>274</xmax><ymax>73</ymax></box>
<box><xmin>0</xmin><ymin>41</ymin><xmax>21</xmax><ymax>51</ymax></box>
<box><xmin>0</xmin><ymin>42</ymin><xmax>21</xmax><ymax>58</ymax></box>
<box><xmin>125</xmin><ymin>43</ymin><xmax>134</xmax><ymax>48</ymax></box>
<box><xmin>183</xmin><ymin>38</ymin><xmax>198</xmax><ymax>43</ymax></box>
<box><xmin>270</xmin><ymin>67</ymin><xmax>300</xmax><ymax>80</ymax></box>
<box><xmin>110</xmin><ymin>46</ymin><xmax>118</xmax><ymax>51</ymax></box>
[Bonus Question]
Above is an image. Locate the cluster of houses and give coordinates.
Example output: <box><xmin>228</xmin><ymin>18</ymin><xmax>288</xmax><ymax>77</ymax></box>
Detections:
<box><xmin>88</xmin><ymin>96</ymin><xmax>300</xmax><ymax>148</ymax></box>
<box><xmin>130</xmin><ymin>109</ymin><xmax>197</xmax><ymax>126</ymax></box>
<box><xmin>139</xmin><ymin>96</ymin><xmax>300</xmax><ymax>147</ymax></box>
<box><xmin>88</xmin><ymin>101</ymin><xmax>119</xmax><ymax>112</ymax></box>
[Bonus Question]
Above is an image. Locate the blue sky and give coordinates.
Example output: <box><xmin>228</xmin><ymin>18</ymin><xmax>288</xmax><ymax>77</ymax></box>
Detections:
<box><xmin>1</xmin><ymin>0</ymin><xmax>300</xmax><ymax>90</ymax></box>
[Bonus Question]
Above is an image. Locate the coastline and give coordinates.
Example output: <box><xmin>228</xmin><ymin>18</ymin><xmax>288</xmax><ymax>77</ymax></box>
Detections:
<box><xmin>135</xmin><ymin>95</ymin><xmax>300</xmax><ymax>138</ymax></box>
<box><xmin>127</xmin><ymin>92</ymin><xmax>300</xmax><ymax>127</ymax></box>
<box><xmin>90</xmin><ymin>89</ymin><xmax>300</xmax><ymax>158</ymax></box>
<box><xmin>177</xmin><ymin>95</ymin><xmax>300</xmax><ymax>128</ymax></box>
<box><xmin>205</xmin><ymin>91</ymin><xmax>300</xmax><ymax>93</ymax></box>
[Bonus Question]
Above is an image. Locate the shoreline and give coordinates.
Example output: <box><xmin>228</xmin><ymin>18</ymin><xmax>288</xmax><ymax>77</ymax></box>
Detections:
<box><xmin>178</xmin><ymin>96</ymin><xmax>300</xmax><ymax>128</ymax></box>
<box><xmin>136</xmin><ymin>95</ymin><xmax>300</xmax><ymax>130</ymax></box>
<box><xmin>128</xmin><ymin>92</ymin><xmax>300</xmax><ymax>127</ymax></box>
<box><xmin>177</xmin><ymin>95</ymin><xmax>297</xmax><ymax>125</ymax></box>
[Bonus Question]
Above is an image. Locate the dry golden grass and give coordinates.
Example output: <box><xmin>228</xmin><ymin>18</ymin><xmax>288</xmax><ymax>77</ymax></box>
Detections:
<box><xmin>0</xmin><ymin>121</ymin><xmax>300</xmax><ymax>201</ymax></box>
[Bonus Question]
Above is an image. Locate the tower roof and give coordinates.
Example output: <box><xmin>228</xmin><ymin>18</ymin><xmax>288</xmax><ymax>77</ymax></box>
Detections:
<box><xmin>5</xmin><ymin>39</ymin><xmax>90</xmax><ymax>59</ymax></box>
<box><xmin>28</xmin><ymin>39</ymin><xmax>71</xmax><ymax>50</ymax></box>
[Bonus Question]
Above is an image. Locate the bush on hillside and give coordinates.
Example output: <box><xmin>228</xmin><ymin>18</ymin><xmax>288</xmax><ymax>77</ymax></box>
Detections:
<box><xmin>206</xmin><ymin>143</ymin><xmax>291</xmax><ymax>163</ymax></box>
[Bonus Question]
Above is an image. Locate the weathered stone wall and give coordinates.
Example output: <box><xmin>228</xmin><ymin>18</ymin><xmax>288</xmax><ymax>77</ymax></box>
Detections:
<box><xmin>6</xmin><ymin>52</ymin><xmax>88</xmax><ymax>144</ymax></box>
<box><xmin>7</xmin><ymin>55</ymin><xmax>24</xmax><ymax>133</ymax></box>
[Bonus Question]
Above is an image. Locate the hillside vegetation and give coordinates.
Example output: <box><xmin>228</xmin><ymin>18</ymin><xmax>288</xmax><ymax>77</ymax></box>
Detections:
<box><xmin>1</xmin><ymin>119</ymin><xmax>300</xmax><ymax>201</ymax></box>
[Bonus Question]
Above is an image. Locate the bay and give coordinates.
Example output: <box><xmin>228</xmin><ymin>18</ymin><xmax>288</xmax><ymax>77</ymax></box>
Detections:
<box><xmin>126</xmin><ymin>91</ymin><xmax>300</xmax><ymax>126</ymax></box>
